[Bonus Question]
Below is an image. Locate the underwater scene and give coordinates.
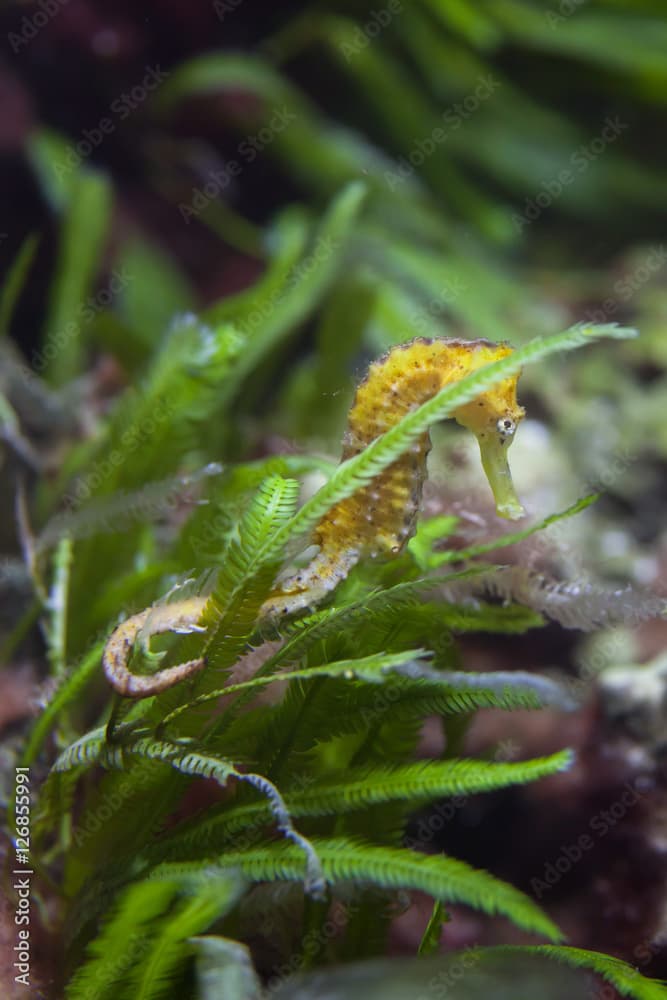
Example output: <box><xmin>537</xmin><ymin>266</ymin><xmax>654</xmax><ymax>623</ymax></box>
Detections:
<box><xmin>1</xmin><ymin>2</ymin><xmax>667</xmax><ymax>997</ymax></box>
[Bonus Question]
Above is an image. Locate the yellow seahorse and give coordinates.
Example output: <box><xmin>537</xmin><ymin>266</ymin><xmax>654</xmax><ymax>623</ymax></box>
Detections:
<box><xmin>103</xmin><ymin>337</ymin><xmax>525</xmax><ymax>697</ymax></box>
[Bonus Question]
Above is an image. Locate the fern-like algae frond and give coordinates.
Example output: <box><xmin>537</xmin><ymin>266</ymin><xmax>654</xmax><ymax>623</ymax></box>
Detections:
<box><xmin>158</xmin><ymin>649</ymin><xmax>430</xmax><ymax>730</ymax></box>
<box><xmin>126</xmin><ymin>885</ymin><xmax>239</xmax><ymax>1000</ymax></box>
<box><xmin>65</xmin><ymin>871</ymin><xmax>245</xmax><ymax>1000</ymax></box>
<box><xmin>212</xmin><ymin>655</ymin><xmax>566</xmax><ymax>787</ymax></box>
<box><xmin>151</xmin><ymin>751</ymin><xmax>572</xmax><ymax>860</ymax></box>
<box><xmin>159</xmin><ymin>648</ymin><xmax>574</xmax><ymax>735</ymax></box>
<box><xmin>65</xmin><ymin>879</ymin><xmax>180</xmax><ymax>1000</ymax></box>
<box><xmin>459</xmin><ymin>564</ymin><xmax>667</xmax><ymax>631</ymax></box>
<box><xmin>196</xmin><ymin>474</ymin><xmax>301</xmax><ymax>666</ymax></box>
<box><xmin>484</xmin><ymin>946</ymin><xmax>667</xmax><ymax>1000</ymax></box>
<box><xmin>213</xmin><ymin>672</ymin><xmax>562</xmax><ymax>789</ymax></box>
<box><xmin>51</xmin><ymin>731</ymin><xmax>325</xmax><ymax>898</ymax></box>
<box><xmin>147</xmin><ymin>837</ymin><xmax>562</xmax><ymax>942</ymax></box>
<box><xmin>52</xmin><ymin>725</ymin><xmax>109</xmax><ymax>772</ymax></box>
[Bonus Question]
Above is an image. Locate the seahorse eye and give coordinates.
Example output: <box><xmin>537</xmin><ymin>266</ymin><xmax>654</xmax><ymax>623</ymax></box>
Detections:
<box><xmin>497</xmin><ymin>417</ymin><xmax>516</xmax><ymax>440</ymax></box>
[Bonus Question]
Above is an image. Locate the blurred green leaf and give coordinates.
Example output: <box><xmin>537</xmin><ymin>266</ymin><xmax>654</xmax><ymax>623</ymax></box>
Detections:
<box><xmin>27</xmin><ymin>128</ymin><xmax>78</xmax><ymax>211</ymax></box>
<box><xmin>0</xmin><ymin>234</ymin><xmax>38</xmax><ymax>338</ymax></box>
<box><xmin>116</xmin><ymin>238</ymin><xmax>196</xmax><ymax>351</ymax></box>
<box><xmin>43</xmin><ymin>167</ymin><xmax>113</xmax><ymax>385</ymax></box>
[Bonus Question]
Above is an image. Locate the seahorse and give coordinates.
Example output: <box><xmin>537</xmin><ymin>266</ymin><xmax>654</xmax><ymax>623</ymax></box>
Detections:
<box><xmin>103</xmin><ymin>337</ymin><xmax>525</xmax><ymax>697</ymax></box>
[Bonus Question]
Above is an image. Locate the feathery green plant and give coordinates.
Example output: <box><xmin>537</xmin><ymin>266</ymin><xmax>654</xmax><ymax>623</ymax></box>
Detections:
<box><xmin>12</xmin><ymin>297</ymin><xmax>660</xmax><ymax>996</ymax></box>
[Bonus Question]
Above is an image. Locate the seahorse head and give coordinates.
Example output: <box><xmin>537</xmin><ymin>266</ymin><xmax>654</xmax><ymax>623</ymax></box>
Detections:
<box><xmin>450</xmin><ymin>340</ymin><xmax>526</xmax><ymax>520</ymax></box>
